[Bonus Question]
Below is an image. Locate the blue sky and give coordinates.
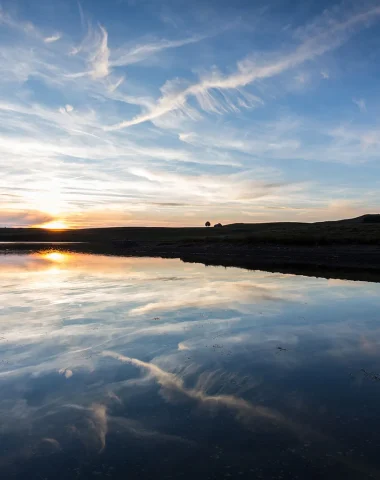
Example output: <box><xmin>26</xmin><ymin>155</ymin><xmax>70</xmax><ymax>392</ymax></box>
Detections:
<box><xmin>1</xmin><ymin>0</ymin><xmax>380</xmax><ymax>227</ymax></box>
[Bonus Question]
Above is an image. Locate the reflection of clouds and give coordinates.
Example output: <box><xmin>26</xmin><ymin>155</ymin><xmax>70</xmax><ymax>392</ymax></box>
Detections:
<box><xmin>1</xmin><ymin>252</ymin><xmax>380</xmax><ymax>384</ymax></box>
<box><xmin>109</xmin><ymin>415</ymin><xmax>194</xmax><ymax>446</ymax></box>
<box><xmin>359</xmin><ymin>335</ymin><xmax>379</xmax><ymax>356</ymax></box>
<box><xmin>0</xmin><ymin>396</ymin><xmax>191</xmax><ymax>468</ymax></box>
<box><xmin>61</xmin><ymin>402</ymin><xmax>191</xmax><ymax>452</ymax></box>
<box><xmin>90</xmin><ymin>403</ymin><xmax>108</xmax><ymax>452</ymax></box>
<box><xmin>1</xmin><ymin>253</ymin><xmax>380</xmax><ymax>476</ymax></box>
<box><xmin>101</xmin><ymin>352</ymin><xmax>380</xmax><ymax>477</ymax></box>
<box><xmin>0</xmin><ymin>253</ymin><xmax>187</xmax><ymax>276</ymax></box>
<box><xmin>2</xmin><ymin>253</ymin><xmax>309</xmax><ymax>381</ymax></box>
<box><xmin>129</xmin><ymin>280</ymin><xmax>302</xmax><ymax>316</ymax></box>
<box><xmin>0</xmin><ymin>316</ymin><xmax>239</xmax><ymax>379</ymax></box>
<box><xmin>102</xmin><ymin>351</ymin><xmax>315</xmax><ymax>440</ymax></box>
<box><xmin>59</xmin><ymin>368</ymin><xmax>73</xmax><ymax>379</ymax></box>
<box><xmin>40</xmin><ymin>437</ymin><xmax>61</xmax><ymax>451</ymax></box>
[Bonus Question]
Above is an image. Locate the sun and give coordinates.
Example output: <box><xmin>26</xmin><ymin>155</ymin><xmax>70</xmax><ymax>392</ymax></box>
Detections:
<box><xmin>40</xmin><ymin>220</ymin><xmax>68</xmax><ymax>230</ymax></box>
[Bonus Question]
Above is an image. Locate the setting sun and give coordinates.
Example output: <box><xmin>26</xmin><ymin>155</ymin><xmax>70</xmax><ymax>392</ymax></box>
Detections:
<box><xmin>41</xmin><ymin>221</ymin><xmax>68</xmax><ymax>230</ymax></box>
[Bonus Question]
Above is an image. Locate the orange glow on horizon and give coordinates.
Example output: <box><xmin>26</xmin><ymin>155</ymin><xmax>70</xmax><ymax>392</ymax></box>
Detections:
<box><xmin>40</xmin><ymin>220</ymin><xmax>68</xmax><ymax>230</ymax></box>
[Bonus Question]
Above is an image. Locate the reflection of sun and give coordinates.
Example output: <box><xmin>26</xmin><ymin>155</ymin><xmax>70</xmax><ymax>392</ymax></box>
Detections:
<box><xmin>43</xmin><ymin>252</ymin><xmax>67</xmax><ymax>263</ymax></box>
<box><xmin>41</xmin><ymin>221</ymin><xmax>68</xmax><ymax>230</ymax></box>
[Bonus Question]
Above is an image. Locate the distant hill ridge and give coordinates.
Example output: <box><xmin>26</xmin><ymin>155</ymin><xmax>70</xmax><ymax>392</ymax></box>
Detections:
<box><xmin>331</xmin><ymin>214</ymin><xmax>380</xmax><ymax>224</ymax></box>
<box><xmin>1</xmin><ymin>214</ymin><xmax>380</xmax><ymax>246</ymax></box>
<box><xmin>226</xmin><ymin>214</ymin><xmax>380</xmax><ymax>228</ymax></box>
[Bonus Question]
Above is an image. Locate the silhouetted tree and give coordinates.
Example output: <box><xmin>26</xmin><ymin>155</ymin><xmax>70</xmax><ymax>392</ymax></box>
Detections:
<box><xmin>214</xmin><ymin>223</ymin><xmax>223</xmax><ymax>228</ymax></box>
<box><xmin>205</xmin><ymin>221</ymin><xmax>211</xmax><ymax>227</ymax></box>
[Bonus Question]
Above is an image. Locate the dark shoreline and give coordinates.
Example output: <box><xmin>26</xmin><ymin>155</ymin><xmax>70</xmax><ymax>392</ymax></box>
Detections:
<box><xmin>2</xmin><ymin>241</ymin><xmax>380</xmax><ymax>283</ymax></box>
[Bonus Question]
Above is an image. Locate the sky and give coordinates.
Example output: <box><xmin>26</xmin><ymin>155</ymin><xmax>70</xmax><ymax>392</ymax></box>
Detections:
<box><xmin>1</xmin><ymin>0</ymin><xmax>380</xmax><ymax>228</ymax></box>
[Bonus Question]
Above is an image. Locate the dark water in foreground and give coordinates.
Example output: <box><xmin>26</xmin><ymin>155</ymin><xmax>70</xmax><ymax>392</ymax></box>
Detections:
<box><xmin>1</xmin><ymin>252</ymin><xmax>380</xmax><ymax>479</ymax></box>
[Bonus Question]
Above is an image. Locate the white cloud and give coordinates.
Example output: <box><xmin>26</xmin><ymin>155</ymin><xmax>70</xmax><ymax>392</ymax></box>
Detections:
<box><xmin>0</xmin><ymin>209</ymin><xmax>54</xmax><ymax>227</ymax></box>
<box><xmin>111</xmin><ymin>33</ymin><xmax>210</xmax><ymax>67</ymax></box>
<box><xmin>59</xmin><ymin>104</ymin><xmax>74</xmax><ymax>114</ymax></box>
<box><xmin>68</xmin><ymin>20</ymin><xmax>213</xmax><ymax>81</ymax></box>
<box><xmin>108</xmin><ymin>76</ymin><xmax>125</xmax><ymax>92</ymax></box>
<box><xmin>178</xmin><ymin>114</ymin><xmax>380</xmax><ymax>167</ymax></box>
<box><xmin>44</xmin><ymin>33</ymin><xmax>62</xmax><ymax>43</ymax></box>
<box><xmin>353</xmin><ymin>98</ymin><xmax>367</xmax><ymax>112</ymax></box>
<box><xmin>105</xmin><ymin>5</ymin><xmax>380</xmax><ymax>130</ymax></box>
<box><xmin>178</xmin><ymin>124</ymin><xmax>301</xmax><ymax>157</ymax></box>
<box><xmin>294</xmin><ymin>72</ymin><xmax>309</xmax><ymax>85</ymax></box>
<box><xmin>67</xmin><ymin>23</ymin><xmax>110</xmax><ymax>79</ymax></box>
<box><xmin>90</xmin><ymin>25</ymin><xmax>110</xmax><ymax>79</ymax></box>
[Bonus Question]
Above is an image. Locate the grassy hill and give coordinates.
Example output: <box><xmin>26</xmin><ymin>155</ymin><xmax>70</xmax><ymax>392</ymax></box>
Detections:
<box><xmin>0</xmin><ymin>215</ymin><xmax>380</xmax><ymax>245</ymax></box>
<box><xmin>1</xmin><ymin>215</ymin><xmax>380</xmax><ymax>245</ymax></box>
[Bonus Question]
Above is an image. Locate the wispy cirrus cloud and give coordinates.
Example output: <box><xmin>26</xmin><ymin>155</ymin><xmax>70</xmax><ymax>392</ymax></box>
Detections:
<box><xmin>68</xmin><ymin>22</ymin><xmax>214</xmax><ymax>81</ymax></box>
<box><xmin>68</xmin><ymin>23</ymin><xmax>110</xmax><ymax>79</ymax></box>
<box><xmin>90</xmin><ymin>25</ymin><xmax>110</xmax><ymax>79</ymax></box>
<box><xmin>111</xmin><ymin>33</ymin><xmax>211</xmax><ymax>67</ymax></box>
<box><xmin>106</xmin><ymin>4</ymin><xmax>380</xmax><ymax>130</ymax></box>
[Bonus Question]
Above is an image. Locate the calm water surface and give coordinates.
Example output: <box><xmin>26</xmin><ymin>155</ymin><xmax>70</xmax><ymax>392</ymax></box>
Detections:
<box><xmin>1</xmin><ymin>252</ymin><xmax>380</xmax><ymax>479</ymax></box>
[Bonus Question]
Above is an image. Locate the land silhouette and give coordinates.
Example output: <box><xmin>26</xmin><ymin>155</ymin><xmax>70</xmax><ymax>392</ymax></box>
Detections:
<box><xmin>2</xmin><ymin>214</ymin><xmax>380</xmax><ymax>282</ymax></box>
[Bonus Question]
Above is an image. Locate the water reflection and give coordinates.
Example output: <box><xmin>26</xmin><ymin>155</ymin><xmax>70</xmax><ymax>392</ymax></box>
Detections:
<box><xmin>43</xmin><ymin>251</ymin><xmax>67</xmax><ymax>263</ymax></box>
<box><xmin>1</xmin><ymin>252</ymin><xmax>380</xmax><ymax>479</ymax></box>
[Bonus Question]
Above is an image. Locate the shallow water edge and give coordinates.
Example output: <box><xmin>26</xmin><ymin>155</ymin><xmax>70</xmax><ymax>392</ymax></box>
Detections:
<box><xmin>1</xmin><ymin>242</ymin><xmax>380</xmax><ymax>283</ymax></box>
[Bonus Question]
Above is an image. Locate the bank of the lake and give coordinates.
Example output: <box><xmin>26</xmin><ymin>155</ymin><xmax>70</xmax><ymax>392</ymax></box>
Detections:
<box><xmin>2</xmin><ymin>215</ymin><xmax>380</xmax><ymax>281</ymax></box>
<box><xmin>2</xmin><ymin>241</ymin><xmax>380</xmax><ymax>283</ymax></box>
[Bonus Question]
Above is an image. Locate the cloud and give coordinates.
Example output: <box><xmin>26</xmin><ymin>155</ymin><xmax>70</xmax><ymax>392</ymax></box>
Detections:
<box><xmin>90</xmin><ymin>25</ymin><xmax>110</xmax><ymax>79</ymax></box>
<box><xmin>353</xmin><ymin>98</ymin><xmax>366</xmax><ymax>112</ymax></box>
<box><xmin>178</xmin><ymin>113</ymin><xmax>380</xmax><ymax>169</ymax></box>
<box><xmin>105</xmin><ymin>5</ymin><xmax>380</xmax><ymax>130</ymax></box>
<box><xmin>178</xmin><ymin>126</ymin><xmax>301</xmax><ymax>157</ymax></box>
<box><xmin>111</xmin><ymin>33</ymin><xmax>210</xmax><ymax>67</ymax></box>
<box><xmin>69</xmin><ymin>21</ymin><xmax>212</xmax><ymax>81</ymax></box>
<box><xmin>321</xmin><ymin>70</ymin><xmax>329</xmax><ymax>79</ymax></box>
<box><xmin>0</xmin><ymin>7</ymin><xmax>40</xmax><ymax>37</ymax></box>
<box><xmin>44</xmin><ymin>33</ymin><xmax>61</xmax><ymax>43</ymax></box>
<box><xmin>107</xmin><ymin>19</ymin><xmax>231</xmax><ymax>73</ymax></box>
<box><xmin>59</xmin><ymin>104</ymin><xmax>74</xmax><ymax>114</ymax></box>
<box><xmin>294</xmin><ymin>72</ymin><xmax>309</xmax><ymax>85</ymax></box>
<box><xmin>0</xmin><ymin>210</ymin><xmax>54</xmax><ymax>227</ymax></box>
<box><xmin>108</xmin><ymin>76</ymin><xmax>125</xmax><ymax>92</ymax></box>
<box><xmin>68</xmin><ymin>23</ymin><xmax>110</xmax><ymax>79</ymax></box>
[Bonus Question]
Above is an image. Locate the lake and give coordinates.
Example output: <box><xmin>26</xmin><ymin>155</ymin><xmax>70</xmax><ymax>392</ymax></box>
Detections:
<box><xmin>1</xmin><ymin>251</ymin><xmax>380</xmax><ymax>479</ymax></box>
